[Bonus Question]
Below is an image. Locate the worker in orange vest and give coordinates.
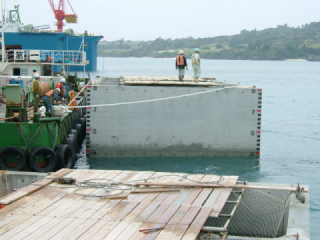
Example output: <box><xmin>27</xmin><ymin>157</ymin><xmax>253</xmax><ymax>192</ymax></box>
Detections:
<box><xmin>56</xmin><ymin>78</ymin><xmax>66</xmax><ymax>100</ymax></box>
<box><xmin>176</xmin><ymin>50</ymin><xmax>188</xmax><ymax>82</ymax></box>
<box><xmin>43</xmin><ymin>88</ymin><xmax>60</xmax><ymax>115</ymax></box>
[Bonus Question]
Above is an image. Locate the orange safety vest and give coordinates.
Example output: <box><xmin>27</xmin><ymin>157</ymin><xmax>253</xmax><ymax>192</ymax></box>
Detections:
<box><xmin>56</xmin><ymin>82</ymin><xmax>65</xmax><ymax>95</ymax></box>
<box><xmin>45</xmin><ymin>89</ymin><xmax>55</xmax><ymax>96</ymax></box>
<box><xmin>176</xmin><ymin>55</ymin><xmax>185</xmax><ymax>66</ymax></box>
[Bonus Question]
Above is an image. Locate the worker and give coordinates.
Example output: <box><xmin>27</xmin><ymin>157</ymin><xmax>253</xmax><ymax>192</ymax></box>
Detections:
<box><xmin>191</xmin><ymin>48</ymin><xmax>201</xmax><ymax>83</ymax></box>
<box><xmin>28</xmin><ymin>67</ymin><xmax>40</xmax><ymax>83</ymax></box>
<box><xmin>31</xmin><ymin>73</ymin><xmax>42</xmax><ymax>113</ymax></box>
<box><xmin>43</xmin><ymin>88</ymin><xmax>60</xmax><ymax>115</ymax></box>
<box><xmin>175</xmin><ymin>50</ymin><xmax>188</xmax><ymax>82</ymax></box>
<box><xmin>33</xmin><ymin>67</ymin><xmax>39</xmax><ymax>75</ymax></box>
<box><xmin>56</xmin><ymin>78</ymin><xmax>66</xmax><ymax>100</ymax></box>
<box><xmin>61</xmin><ymin>68</ymin><xmax>66</xmax><ymax>76</ymax></box>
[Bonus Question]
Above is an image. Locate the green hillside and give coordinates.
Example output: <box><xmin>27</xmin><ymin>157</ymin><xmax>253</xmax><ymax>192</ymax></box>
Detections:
<box><xmin>98</xmin><ymin>22</ymin><xmax>320</xmax><ymax>60</ymax></box>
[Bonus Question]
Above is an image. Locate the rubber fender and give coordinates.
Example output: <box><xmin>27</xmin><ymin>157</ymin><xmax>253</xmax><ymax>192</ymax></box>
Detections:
<box><xmin>79</xmin><ymin>118</ymin><xmax>86</xmax><ymax>137</ymax></box>
<box><xmin>70</xmin><ymin>129</ymin><xmax>79</xmax><ymax>145</ymax></box>
<box><xmin>29</xmin><ymin>147</ymin><xmax>57</xmax><ymax>172</ymax></box>
<box><xmin>75</xmin><ymin>123</ymin><xmax>83</xmax><ymax>142</ymax></box>
<box><xmin>0</xmin><ymin>146</ymin><xmax>26</xmax><ymax>171</ymax></box>
<box><xmin>68</xmin><ymin>134</ymin><xmax>78</xmax><ymax>153</ymax></box>
<box><xmin>55</xmin><ymin>144</ymin><xmax>74</xmax><ymax>168</ymax></box>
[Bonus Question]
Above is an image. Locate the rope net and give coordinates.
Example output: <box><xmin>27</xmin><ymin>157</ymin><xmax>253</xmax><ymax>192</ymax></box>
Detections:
<box><xmin>203</xmin><ymin>188</ymin><xmax>291</xmax><ymax>238</ymax></box>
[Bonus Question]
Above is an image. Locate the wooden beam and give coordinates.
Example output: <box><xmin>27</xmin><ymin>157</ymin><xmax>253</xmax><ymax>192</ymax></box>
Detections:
<box><xmin>133</xmin><ymin>182</ymin><xmax>304</xmax><ymax>192</ymax></box>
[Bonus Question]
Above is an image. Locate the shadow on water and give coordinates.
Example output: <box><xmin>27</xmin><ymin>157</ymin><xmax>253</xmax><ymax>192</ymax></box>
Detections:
<box><xmin>88</xmin><ymin>156</ymin><xmax>262</xmax><ymax>182</ymax></box>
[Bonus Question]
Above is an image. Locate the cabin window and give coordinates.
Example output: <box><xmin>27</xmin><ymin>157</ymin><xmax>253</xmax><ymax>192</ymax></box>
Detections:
<box><xmin>13</xmin><ymin>68</ymin><xmax>20</xmax><ymax>76</ymax></box>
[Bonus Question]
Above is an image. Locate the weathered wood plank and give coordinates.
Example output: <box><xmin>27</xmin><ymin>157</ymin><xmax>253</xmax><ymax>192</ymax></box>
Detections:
<box><xmin>181</xmin><ymin>207</ymin><xmax>213</xmax><ymax>240</ymax></box>
<box><xmin>156</xmin><ymin>204</ymin><xmax>180</xmax><ymax>224</ymax></box>
<box><xmin>86</xmin><ymin>220</ymin><xmax>120</xmax><ymax>240</ymax></box>
<box><xmin>115</xmin><ymin>221</ymin><xmax>143</xmax><ymax>240</ymax></box>
<box><xmin>134</xmin><ymin>202</ymin><xmax>160</xmax><ymax>222</ymax></box>
<box><xmin>0</xmin><ymin>215</ymin><xmax>43</xmax><ymax>239</ymax></box>
<box><xmin>179</xmin><ymin>206</ymin><xmax>202</xmax><ymax>225</ymax></box>
<box><xmin>104</xmin><ymin>221</ymin><xmax>131</xmax><ymax>240</ymax></box>
<box><xmin>167</xmin><ymin>224</ymin><xmax>190</xmax><ymax>240</ymax></box>
<box><xmin>6</xmin><ymin>216</ymin><xmax>53</xmax><ymax>240</ymax></box>
<box><xmin>154</xmin><ymin>224</ymin><xmax>178</xmax><ymax>240</ymax></box>
<box><xmin>63</xmin><ymin>219</ymin><xmax>99</xmax><ymax>240</ymax></box>
<box><xmin>167</xmin><ymin>206</ymin><xmax>190</xmax><ymax>225</ymax></box>
<box><xmin>129</xmin><ymin>222</ymin><xmax>163</xmax><ymax>240</ymax></box>
<box><xmin>191</xmin><ymin>188</ymin><xmax>213</xmax><ymax>206</ymax></box>
<box><xmin>210</xmin><ymin>176</ymin><xmax>239</xmax><ymax>217</ymax></box>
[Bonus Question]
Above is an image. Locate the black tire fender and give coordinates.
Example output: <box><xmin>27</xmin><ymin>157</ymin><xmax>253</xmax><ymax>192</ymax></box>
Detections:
<box><xmin>55</xmin><ymin>144</ymin><xmax>74</xmax><ymax>169</ymax></box>
<box><xmin>79</xmin><ymin>118</ymin><xmax>86</xmax><ymax>138</ymax></box>
<box><xmin>75</xmin><ymin>123</ymin><xmax>83</xmax><ymax>142</ymax></box>
<box><xmin>29</xmin><ymin>147</ymin><xmax>57</xmax><ymax>172</ymax></box>
<box><xmin>68</xmin><ymin>134</ymin><xmax>78</xmax><ymax>153</ymax></box>
<box><xmin>71</xmin><ymin>129</ymin><xmax>80</xmax><ymax>145</ymax></box>
<box><xmin>0</xmin><ymin>146</ymin><xmax>26</xmax><ymax>171</ymax></box>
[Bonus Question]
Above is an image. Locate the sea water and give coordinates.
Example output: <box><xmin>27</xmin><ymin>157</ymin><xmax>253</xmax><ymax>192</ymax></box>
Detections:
<box><xmin>75</xmin><ymin>57</ymin><xmax>320</xmax><ymax>238</ymax></box>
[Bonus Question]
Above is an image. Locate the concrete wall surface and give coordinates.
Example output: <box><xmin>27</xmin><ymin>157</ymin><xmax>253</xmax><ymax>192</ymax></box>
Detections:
<box><xmin>0</xmin><ymin>171</ymin><xmax>47</xmax><ymax>198</ymax></box>
<box><xmin>86</xmin><ymin>84</ymin><xmax>262</xmax><ymax>157</ymax></box>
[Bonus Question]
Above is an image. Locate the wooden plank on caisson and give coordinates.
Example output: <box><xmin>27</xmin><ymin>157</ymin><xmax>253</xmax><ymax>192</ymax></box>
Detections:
<box><xmin>83</xmin><ymin>220</ymin><xmax>120</xmax><ymax>240</ymax></box>
<box><xmin>181</xmin><ymin>207</ymin><xmax>213</xmax><ymax>240</ymax></box>
<box><xmin>167</xmin><ymin>206</ymin><xmax>190</xmax><ymax>225</ymax></box>
<box><xmin>114</xmin><ymin>221</ymin><xmax>143</xmax><ymax>240</ymax></box>
<box><xmin>60</xmin><ymin>219</ymin><xmax>99</xmax><ymax>240</ymax></box>
<box><xmin>3</xmin><ymin>216</ymin><xmax>53</xmax><ymax>240</ymax></box>
<box><xmin>210</xmin><ymin>175</ymin><xmax>239</xmax><ymax>217</ymax></box>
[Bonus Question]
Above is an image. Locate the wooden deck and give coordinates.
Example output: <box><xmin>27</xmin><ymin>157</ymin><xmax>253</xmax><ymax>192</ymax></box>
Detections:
<box><xmin>0</xmin><ymin>169</ymin><xmax>239</xmax><ymax>240</ymax></box>
<box><xmin>0</xmin><ymin>169</ymin><xmax>299</xmax><ymax>240</ymax></box>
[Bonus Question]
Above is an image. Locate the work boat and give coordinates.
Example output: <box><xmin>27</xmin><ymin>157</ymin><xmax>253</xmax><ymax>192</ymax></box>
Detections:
<box><xmin>0</xmin><ymin>47</ymin><xmax>89</xmax><ymax>173</ymax></box>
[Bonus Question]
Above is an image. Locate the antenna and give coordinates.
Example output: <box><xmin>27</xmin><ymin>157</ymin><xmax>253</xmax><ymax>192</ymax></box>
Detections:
<box><xmin>1</xmin><ymin>0</ymin><xmax>6</xmax><ymax>23</ymax></box>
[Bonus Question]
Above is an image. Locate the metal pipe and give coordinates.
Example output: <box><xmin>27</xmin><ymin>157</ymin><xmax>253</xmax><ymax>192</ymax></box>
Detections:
<box><xmin>201</xmin><ymin>226</ymin><xmax>226</xmax><ymax>232</ymax></box>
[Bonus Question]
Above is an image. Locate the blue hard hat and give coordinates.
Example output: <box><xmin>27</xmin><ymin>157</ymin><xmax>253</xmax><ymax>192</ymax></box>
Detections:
<box><xmin>33</xmin><ymin>67</ymin><xmax>37</xmax><ymax>71</ymax></box>
<box><xmin>194</xmin><ymin>48</ymin><xmax>200</xmax><ymax>52</ymax></box>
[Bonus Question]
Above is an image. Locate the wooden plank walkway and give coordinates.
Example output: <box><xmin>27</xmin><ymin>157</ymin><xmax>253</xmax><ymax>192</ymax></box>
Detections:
<box><xmin>0</xmin><ymin>169</ymin><xmax>239</xmax><ymax>240</ymax></box>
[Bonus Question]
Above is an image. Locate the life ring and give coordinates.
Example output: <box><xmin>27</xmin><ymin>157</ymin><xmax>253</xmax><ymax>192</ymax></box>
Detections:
<box><xmin>55</xmin><ymin>144</ymin><xmax>74</xmax><ymax>168</ymax></box>
<box><xmin>29</xmin><ymin>147</ymin><xmax>57</xmax><ymax>172</ymax></box>
<box><xmin>0</xmin><ymin>146</ymin><xmax>26</xmax><ymax>171</ymax></box>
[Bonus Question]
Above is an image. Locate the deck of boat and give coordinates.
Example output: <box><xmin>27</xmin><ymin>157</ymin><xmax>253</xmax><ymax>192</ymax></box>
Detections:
<box><xmin>0</xmin><ymin>169</ymin><xmax>307</xmax><ymax>240</ymax></box>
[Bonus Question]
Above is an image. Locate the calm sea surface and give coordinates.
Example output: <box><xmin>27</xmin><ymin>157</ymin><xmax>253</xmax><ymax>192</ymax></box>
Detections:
<box><xmin>75</xmin><ymin>57</ymin><xmax>320</xmax><ymax>238</ymax></box>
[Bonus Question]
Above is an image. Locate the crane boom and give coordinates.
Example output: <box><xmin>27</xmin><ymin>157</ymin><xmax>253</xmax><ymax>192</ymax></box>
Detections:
<box><xmin>47</xmin><ymin>0</ymin><xmax>77</xmax><ymax>32</ymax></box>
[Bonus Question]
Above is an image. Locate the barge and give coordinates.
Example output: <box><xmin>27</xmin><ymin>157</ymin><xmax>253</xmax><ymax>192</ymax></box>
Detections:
<box><xmin>0</xmin><ymin>47</ymin><xmax>88</xmax><ymax>172</ymax></box>
<box><xmin>84</xmin><ymin>76</ymin><xmax>262</xmax><ymax>158</ymax></box>
<box><xmin>0</xmin><ymin>169</ymin><xmax>310</xmax><ymax>239</ymax></box>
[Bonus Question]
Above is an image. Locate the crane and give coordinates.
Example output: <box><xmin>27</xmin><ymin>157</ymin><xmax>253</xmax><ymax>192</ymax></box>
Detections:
<box><xmin>48</xmin><ymin>0</ymin><xmax>77</xmax><ymax>32</ymax></box>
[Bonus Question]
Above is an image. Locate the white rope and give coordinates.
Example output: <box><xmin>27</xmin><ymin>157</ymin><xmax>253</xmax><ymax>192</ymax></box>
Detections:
<box><xmin>64</xmin><ymin>86</ymin><xmax>234</xmax><ymax>109</ymax></box>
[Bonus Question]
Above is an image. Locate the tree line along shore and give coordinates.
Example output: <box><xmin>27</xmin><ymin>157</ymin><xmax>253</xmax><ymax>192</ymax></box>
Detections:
<box><xmin>98</xmin><ymin>21</ymin><xmax>320</xmax><ymax>61</ymax></box>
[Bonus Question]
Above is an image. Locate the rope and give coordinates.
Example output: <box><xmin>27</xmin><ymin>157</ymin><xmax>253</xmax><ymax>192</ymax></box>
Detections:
<box><xmin>24</xmin><ymin>125</ymin><xmax>41</xmax><ymax>153</ymax></box>
<box><xmin>53</xmin><ymin>124</ymin><xmax>58</xmax><ymax>149</ymax></box>
<box><xmin>64</xmin><ymin>86</ymin><xmax>234</xmax><ymax>109</ymax></box>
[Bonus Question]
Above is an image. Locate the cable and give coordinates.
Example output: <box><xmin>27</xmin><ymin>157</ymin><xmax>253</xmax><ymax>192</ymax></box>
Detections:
<box><xmin>64</xmin><ymin>86</ymin><xmax>235</xmax><ymax>109</ymax></box>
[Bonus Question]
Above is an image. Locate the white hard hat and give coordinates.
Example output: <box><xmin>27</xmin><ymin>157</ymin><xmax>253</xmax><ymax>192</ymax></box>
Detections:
<box><xmin>33</xmin><ymin>73</ymin><xmax>40</xmax><ymax>79</ymax></box>
<box><xmin>56</xmin><ymin>88</ymin><xmax>61</xmax><ymax>92</ymax></box>
<box><xmin>179</xmin><ymin>50</ymin><xmax>184</xmax><ymax>54</ymax></box>
<box><xmin>60</xmin><ymin>78</ymin><xmax>66</xmax><ymax>83</ymax></box>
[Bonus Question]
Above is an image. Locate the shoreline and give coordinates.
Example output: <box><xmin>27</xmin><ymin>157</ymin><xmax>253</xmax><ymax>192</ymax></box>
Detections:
<box><xmin>97</xmin><ymin>56</ymin><xmax>316</xmax><ymax>62</ymax></box>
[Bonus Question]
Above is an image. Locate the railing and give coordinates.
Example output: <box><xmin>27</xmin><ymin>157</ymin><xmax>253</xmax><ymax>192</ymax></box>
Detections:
<box><xmin>2</xmin><ymin>49</ymin><xmax>87</xmax><ymax>65</ymax></box>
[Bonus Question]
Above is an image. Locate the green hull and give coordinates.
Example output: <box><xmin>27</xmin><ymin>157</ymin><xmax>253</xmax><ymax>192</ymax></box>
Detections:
<box><xmin>0</xmin><ymin>98</ymin><xmax>86</xmax><ymax>171</ymax></box>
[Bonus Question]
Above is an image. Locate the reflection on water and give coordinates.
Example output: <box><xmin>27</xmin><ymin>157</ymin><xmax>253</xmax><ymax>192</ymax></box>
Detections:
<box><xmin>82</xmin><ymin>156</ymin><xmax>261</xmax><ymax>182</ymax></box>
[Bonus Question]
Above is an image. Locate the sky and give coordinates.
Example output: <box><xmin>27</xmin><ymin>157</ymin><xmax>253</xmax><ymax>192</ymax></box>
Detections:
<box><xmin>6</xmin><ymin>0</ymin><xmax>320</xmax><ymax>41</ymax></box>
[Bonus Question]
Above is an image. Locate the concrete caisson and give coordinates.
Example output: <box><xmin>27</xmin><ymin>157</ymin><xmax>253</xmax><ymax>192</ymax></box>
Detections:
<box><xmin>86</xmin><ymin>77</ymin><xmax>262</xmax><ymax>158</ymax></box>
